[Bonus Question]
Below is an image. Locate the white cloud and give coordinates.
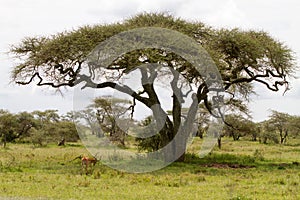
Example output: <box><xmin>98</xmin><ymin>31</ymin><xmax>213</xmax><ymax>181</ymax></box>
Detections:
<box><xmin>250</xmin><ymin>98</ymin><xmax>300</xmax><ymax>122</ymax></box>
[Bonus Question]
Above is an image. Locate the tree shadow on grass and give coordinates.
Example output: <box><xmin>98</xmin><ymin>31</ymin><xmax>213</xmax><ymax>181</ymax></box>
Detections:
<box><xmin>158</xmin><ymin>152</ymin><xmax>300</xmax><ymax>175</ymax></box>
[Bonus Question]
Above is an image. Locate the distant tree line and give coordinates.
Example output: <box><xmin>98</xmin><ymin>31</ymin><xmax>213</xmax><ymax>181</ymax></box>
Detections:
<box><xmin>135</xmin><ymin>109</ymin><xmax>300</xmax><ymax>151</ymax></box>
<box><xmin>0</xmin><ymin>109</ymin><xmax>79</xmax><ymax>147</ymax></box>
<box><xmin>220</xmin><ymin>110</ymin><xmax>300</xmax><ymax>146</ymax></box>
<box><xmin>1</xmin><ymin>105</ymin><xmax>299</xmax><ymax>150</ymax></box>
<box><xmin>73</xmin><ymin>96</ymin><xmax>300</xmax><ymax>152</ymax></box>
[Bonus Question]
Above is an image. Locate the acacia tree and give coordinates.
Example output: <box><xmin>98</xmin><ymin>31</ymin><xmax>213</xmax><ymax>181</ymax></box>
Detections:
<box><xmin>89</xmin><ymin>97</ymin><xmax>132</xmax><ymax>146</ymax></box>
<box><xmin>259</xmin><ymin>119</ymin><xmax>279</xmax><ymax>144</ymax></box>
<box><xmin>72</xmin><ymin>108</ymin><xmax>102</xmax><ymax>137</ymax></box>
<box><xmin>0</xmin><ymin>110</ymin><xmax>18</xmax><ymax>148</ymax></box>
<box><xmin>223</xmin><ymin>114</ymin><xmax>257</xmax><ymax>141</ymax></box>
<box><xmin>267</xmin><ymin>110</ymin><xmax>299</xmax><ymax>144</ymax></box>
<box><xmin>10</xmin><ymin>13</ymin><xmax>296</xmax><ymax>161</ymax></box>
<box><xmin>15</xmin><ymin>112</ymin><xmax>36</xmax><ymax>139</ymax></box>
<box><xmin>289</xmin><ymin>115</ymin><xmax>300</xmax><ymax>138</ymax></box>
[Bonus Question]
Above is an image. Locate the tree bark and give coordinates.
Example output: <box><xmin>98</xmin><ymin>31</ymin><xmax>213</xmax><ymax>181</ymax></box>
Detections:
<box><xmin>176</xmin><ymin>94</ymin><xmax>199</xmax><ymax>162</ymax></box>
<box><xmin>3</xmin><ymin>134</ymin><xmax>7</xmax><ymax>148</ymax></box>
<box><xmin>218</xmin><ymin>137</ymin><xmax>221</xmax><ymax>149</ymax></box>
<box><xmin>171</xmin><ymin>69</ymin><xmax>184</xmax><ymax>162</ymax></box>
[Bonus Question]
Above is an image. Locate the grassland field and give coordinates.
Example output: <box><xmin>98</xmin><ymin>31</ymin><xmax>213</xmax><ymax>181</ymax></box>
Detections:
<box><xmin>0</xmin><ymin>137</ymin><xmax>299</xmax><ymax>200</ymax></box>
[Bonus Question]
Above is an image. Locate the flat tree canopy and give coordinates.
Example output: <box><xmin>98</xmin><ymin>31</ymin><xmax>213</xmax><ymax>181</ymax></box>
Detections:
<box><xmin>11</xmin><ymin>13</ymin><xmax>295</xmax><ymax>90</ymax></box>
<box><xmin>10</xmin><ymin>13</ymin><xmax>297</xmax><ymax>163</ymax></box>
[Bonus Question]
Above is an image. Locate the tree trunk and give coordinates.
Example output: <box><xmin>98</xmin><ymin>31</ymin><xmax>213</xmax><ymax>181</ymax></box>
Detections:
<box><xmin>177</xmin><ymin>152</ymin><xmax>186</xmax><ymax>162</ymax></box>
<box><xmin>233</xmin><ymin>133</ymin><xmax>240</xmax><ymax>141</ymax></box>
<box><xmin>175</xmin><ymin>95</ymin><xmax>199</xmax><ymax>162</ymax></box>
<box><xmin>218</xmin><ymin>137</ymin><xmax>221</xmax><ymax>149</ymax></box>
<box><xmin>3</xmin><ymin>134</ymin><xmax>7</xmax><ymax>148</ymax></box>
<box><xmin>282</xmin><ymin>130</ymin><xmax>288</xmax><ymax>144</ymax></box>
<box><xmin>252</xmin><ymin>135</ymin><xmax>257</xmax><ymax>141</ymax></box>
<box><xmin>198</xmin><ymin>131</ymin><xmax>203</xmax><ymax>139</ymax></box>
<box><xmin>58</xmin><ymin>138</ymin><xmax>65</xmax><ymax>146</ymax></box>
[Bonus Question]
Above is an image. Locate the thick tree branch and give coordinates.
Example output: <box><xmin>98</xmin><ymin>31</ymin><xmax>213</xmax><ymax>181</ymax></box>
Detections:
<box><xmin>77</xmin><ymin>74</ymin><xmax>150</xmax><ymax>107</ymax></box>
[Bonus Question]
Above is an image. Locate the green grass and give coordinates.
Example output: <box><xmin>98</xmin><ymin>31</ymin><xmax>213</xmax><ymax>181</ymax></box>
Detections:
<box><xmin>0</xmin><ymin>138</ymin><xmax>299</xmax><ymax>200</ymax></box>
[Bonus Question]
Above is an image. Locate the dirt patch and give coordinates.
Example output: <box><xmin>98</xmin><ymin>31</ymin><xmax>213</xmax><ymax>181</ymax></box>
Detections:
<box><xmin>270</xmin><ymin>162</ymin><xmax>299</xmax><ymax>168</ymax></box>
<box><xmin>201</xmin><ymin>163</ymin><xmax>255</xmax><ymax>169</ymax></box>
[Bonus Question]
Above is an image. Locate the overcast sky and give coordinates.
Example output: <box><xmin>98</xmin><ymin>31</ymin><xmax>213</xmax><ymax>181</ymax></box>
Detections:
<box><xmin>0</xmin><ymin>0</ymin><xmax>299</xmax><ymax>121</ymax></box>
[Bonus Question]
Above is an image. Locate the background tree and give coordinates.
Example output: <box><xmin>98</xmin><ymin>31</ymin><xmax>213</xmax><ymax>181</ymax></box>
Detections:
<box><xmin>43</xmin><ymin>120</ymin><xmax>79</xmax><ymax>144</ymax></box>
<box><xmin>259</xmin><ymin>119</ymin><xmax>280</xmax><ymax>144</ymax></box>
<box><xmin>0</xmin><ymin>110</ymin><xmax>18</xmax><ymax>148</ymax></box>
<box><xmin>268</xmin><ymin>110</ymin><xmax>292</xmax><ymax>144</ymax></box>
<box><xmin>72</xmin><ymin>108</ymin><xmax>102</xmax><ymax>137</ymax></box>
<box><xmin>288</xmin><ymin>115</ymin><xmax>300</xmax><ymax>139</ymax></box>
<box><xmin>89</xmin><ymin>97</ymin><xmax>132</xmax><ymax>146</ymax></box>
<box><xmin>0</xmin><ymin>109</ymin><xmax>79</xmax><ymax>147</ymax></box>
<box><xmin>10</xmin><ymin>13</ymin><xmax>296</xmax><ymax>161</ymax></box>
<box><xmin>15</xmin><ymin>112</ymin><xmax>36</xmax><ymax>140</ymax></box>
<box><xmin>219</xmin><ymin>97</ymin><xmax>252</xmax><ymax>147</ymax></box>
<box><xmin>223</xmin><ymin>114</ymin><xmax>257</xmax><ymax>141</ymax></box>
<box><xmin>136</xmin><ymin>116</ymin><xmax>162</xmax><ymax>152</ymax></box>
<box><xmin>268</xmin><ymin>110</ymin><xmax>299</xmax><ymax>144</ymax></box>
<box><xmin>32</xmin><ymin>110</ymin><xmax>60</xmax><ymax>125</ymax></box>
<box><xmin>21</xmin><ymin>110</ymin><xmax>78</xmax><ymax>146</ymax></box>
<box><xmin>191</xmin><ymin>104</ymin><xmax>211</xmax><ymax>139</ymax></box>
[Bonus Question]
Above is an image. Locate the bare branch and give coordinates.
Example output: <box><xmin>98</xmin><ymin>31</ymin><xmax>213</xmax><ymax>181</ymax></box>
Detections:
<box><xmin>224</xmin><ymin>67</ymin><xmax>288</xmax><ymax>92</ymax></box>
